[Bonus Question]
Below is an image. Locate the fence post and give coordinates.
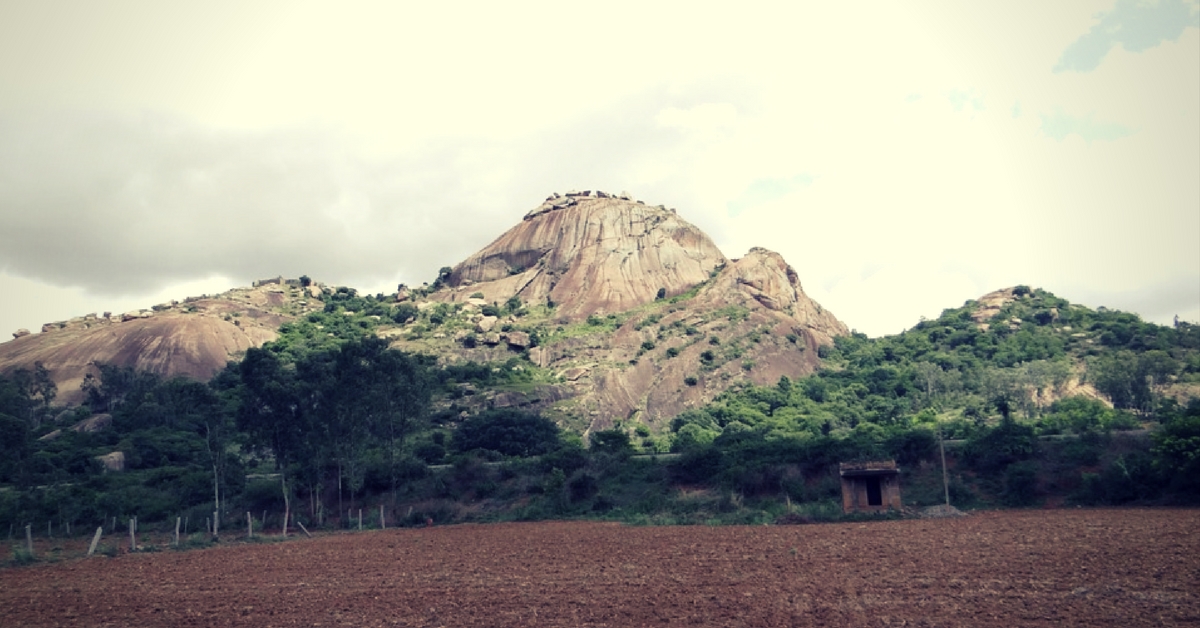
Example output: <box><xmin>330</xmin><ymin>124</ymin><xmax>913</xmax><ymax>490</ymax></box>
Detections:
<box><xmin>128</xmin><ymin>517</ymin><xmax>136</xmax><ymax>552</ymax></box>
<box><xmin>212</xmin><ymin>510</ymin><xmax>219</xmax><ymax>540</ymax></box>
<box><xmin>174</xmin><ymin>517</ymin><xmax>181</xmax><ymax>547</ymax></box>
<box><xmin>25</xmin><ymin>524</ymin><xmax>33</xmax><ymax>557</ymax></box>
<box><xmin>247</xmin><ymin>512</ymin><xmax>253</xmax><ymax>539</ymax></box>
<box><xmin>358</xmin><ymin>509</ymin><xmax>363</xmax><ymax>531</ymax></box>
<box><xmin>87</xmin><ymin>526</ymin><xmax>104</xmax><ymax>557</ymax></box>
<box><xmin>380</xmin><ymin>504</ymin><xmax>385</xmax><ymax>530</ymax></box>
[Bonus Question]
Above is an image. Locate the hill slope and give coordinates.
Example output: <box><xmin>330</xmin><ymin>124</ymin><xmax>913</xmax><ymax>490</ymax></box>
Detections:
<box><xmin>0</xmin><ymin>281</ymin><xmax>322</xmax><ymax>404</ymax></box>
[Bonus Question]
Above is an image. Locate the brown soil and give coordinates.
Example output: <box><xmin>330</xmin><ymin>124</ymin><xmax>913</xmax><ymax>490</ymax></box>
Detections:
<box><xmin>2</xmin><ymin>509</ymin><xmax>1197</xmax><ymax>627</ymax></box>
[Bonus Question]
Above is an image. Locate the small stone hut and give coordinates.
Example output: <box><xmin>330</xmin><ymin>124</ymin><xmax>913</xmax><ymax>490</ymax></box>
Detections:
<box><xmin>839</xmin><ymin>460</ymin><xmax>902</xmax><ymax>513</ymax></box>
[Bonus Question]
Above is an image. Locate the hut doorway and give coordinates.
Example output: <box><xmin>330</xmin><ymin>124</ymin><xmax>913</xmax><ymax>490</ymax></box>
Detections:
<box><xmin>865</xmin><ymin>477</ymin><xmax>883</xmax><ymax>506</ymax></box>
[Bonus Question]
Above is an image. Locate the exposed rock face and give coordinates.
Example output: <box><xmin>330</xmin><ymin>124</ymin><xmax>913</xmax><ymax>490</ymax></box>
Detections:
<box><xmin>971</xmin><ymin>287</ymin><xmax>1021</xmax><ymax>326</ymax></box>
<box><xmin>0</xmin><ymin>282</ymin><xmax>317</xmax><ymax>405</ymax></box>
<box><xmin>701</xmin><ymin>248</ymin><xmax>847</xmax><ymax>346</ymax></box>
<box><xmin>96</xmin><ymin>451</ymin><xmax>125</xmax><ymax>472</ymax></box>
<box><xmin>443</xmin><ymin>196</ymin><xmax>726</xmax><ymax>320</ymax></box>
<box><xmin>415</xmin><ymin>193</ymin><xmax>849</xmax><ymax>432</ymax></box>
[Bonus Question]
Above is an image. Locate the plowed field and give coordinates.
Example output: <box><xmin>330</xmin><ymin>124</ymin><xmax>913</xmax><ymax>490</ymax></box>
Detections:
<box><xmin>1</xmin><ymin>509</ymin><xmax>1197</xmax><ymax>627</ymax></box>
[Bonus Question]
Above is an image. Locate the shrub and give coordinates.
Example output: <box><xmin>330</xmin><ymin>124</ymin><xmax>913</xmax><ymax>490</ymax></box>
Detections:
<box><xmin>964</xmin><ymin>418</ymin><xmax>1036</xmax><ymax>475</ymax></box>
<box><xmin>1001</xmin><ymin>461</ymin><xmax>1039</xmax><ymax>506</ymax></box>
<box><xmin>589</xmin><ymin>429</ymin><xmax>634</xmax><ymax>457</ymax></box>
<box><xmin>453</xmin><ymin>409</ymin><xmax>561</xmax><ymax>458</ymax></box>
<box><xmin>684</xmin><ymin>376</ymin><xmax>698</xmax><ymax>387</ymax></box>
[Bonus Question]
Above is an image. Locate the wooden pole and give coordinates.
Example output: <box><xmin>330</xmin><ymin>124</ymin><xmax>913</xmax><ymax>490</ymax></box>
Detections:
<box><xmin>939</xmin><ymin>425</ymin><xmax>951</xmax><ymax>507</ymax></box>
<box><xmin>247</xmin><ymin>512</ymin><xmax>253</xmax><ymax>539</ymax></box>
<box><xmin>296</xmin><ymin>520</ymin><xmax>313</xmax><ymax>538</ymax></box>
<box><xmin>358</xmin><ymin>509</ymin><xmax>362</xmax><ymax>531</ymax></box>
<box><xmin>25</xmin><ymin>524</ymin><xmax>33</xmax><ymax>557</ymax></box>
<box><xmin>281</xmin><ymin>512</ymin><xmax>288</xmax><ymax>538</ymax></box>
<box><xmin>174</xmin><ymin>517</ymin><xmax>181</xmax><ymax>547</ymax></box>
<box><xmin>212</xmin><ymin>510</ymin><xmax>219</xmax><ymax>540</ymax></box>
<box><xmin>87</xmin><ymin>526</ymin><xmax>103</xmax><ymax>557</ymax></box>
<box><xmin>128</xmin><ymin>517</ymin><xmax>136</xmax><ymax>552</ymax></box>
<box><xmin>380</xmin><ymin>504</ymin><xmax>385</xmax><ymax>530</ymax></box>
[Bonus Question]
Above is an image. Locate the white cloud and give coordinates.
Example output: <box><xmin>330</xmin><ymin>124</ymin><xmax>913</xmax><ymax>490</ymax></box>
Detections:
<box><xmin>1054</xmin><ymin>0</ymin><xmax>1200</xmax><ymax>72</ymax></box>
<box><xmin>1040</xmin><ymin>108</ymin><xmax>1136</xmax><ymax>141</ymax></box>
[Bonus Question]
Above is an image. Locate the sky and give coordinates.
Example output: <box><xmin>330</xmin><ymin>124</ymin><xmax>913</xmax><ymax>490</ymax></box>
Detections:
<box><xmin>1</xmin><ymin>0</ymin><xmax>1197</xmax><ymax>339</ymax></box>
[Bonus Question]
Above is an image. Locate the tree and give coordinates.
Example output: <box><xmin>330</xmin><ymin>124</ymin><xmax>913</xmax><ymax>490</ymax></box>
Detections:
<box><xmin>8</xmin><ymin>363</ymin><xmax>56</xmax><ymax>427</ymax></box>
<box><xmin>236</xmin><ymin>348</ymin><xmax>307</xmax><ymax>533</ymax></box>
<box><xmin>453</xmin><ymin>409</ymin><xmax>560</xmax><ymax>457</ymax></box>
<box><xmin>589</xmin><ymin>429</ymin><xmax>634</xmax><ymax>456</ymax></box>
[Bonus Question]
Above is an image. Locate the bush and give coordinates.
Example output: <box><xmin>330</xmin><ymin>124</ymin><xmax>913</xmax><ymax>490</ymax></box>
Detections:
<box><xmin>964</xmin><ymin>418</ymin><xmax>1036</xmax><ymax>475</ymax></box>
<box><xmin>589</xmin><ymin>429</ymin><xmax>634</xmax><ymax>457</ymax></box>
<box><xmin>1001</xmin><ymin>461</ymin><xmax>1039</xmax><ymax>506</ymax></box>
<box><xmin>452</xmin><ymin>409</ymin><xmax>561</xmax><ymax>458</ymax></box>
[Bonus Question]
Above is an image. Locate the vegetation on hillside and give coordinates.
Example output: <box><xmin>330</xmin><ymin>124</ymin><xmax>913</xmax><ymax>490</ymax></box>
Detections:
<box><xmin>1</xmin><ymin>287</ymin><xmax>1197</xmax><ymax>543</ymax></box>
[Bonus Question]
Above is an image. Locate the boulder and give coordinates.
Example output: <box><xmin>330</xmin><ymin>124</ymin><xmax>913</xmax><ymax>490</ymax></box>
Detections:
<box><xmin>12</xmin><ymin>328</ymin><xmax>30</xmax><ymax>339</ymax></box>
<box><xmin>475</xmin><ymin>316</ymin><xmax>499</xmax><ymax>333</ymax></box>
<box><xmin>71</xmin><ymin>413</ymin><xmax>113</xmax><ymax>434</ymax></box>
<box><xmin>505</xmin><ymin>331</ymin><xmax>531</xmax><ymax>349</ymax></box>
<box><xmin>483</xmin><ymin>332</ymin><xmax>502</xmax><ymax>345</ymax></box>
<box><xmin>41</xmin><ymin>323</ymin><xmax>57</xmax><ymax>333</ymax></box>
<box><xmin>562</xmin><ymin>366</ymin><xmax>590</xmax><ymax>381</ymax></box>
<box><xmin>96</xmin><ymin>451</ymin><xmax>126</xmax><ymax>472</ymax></box>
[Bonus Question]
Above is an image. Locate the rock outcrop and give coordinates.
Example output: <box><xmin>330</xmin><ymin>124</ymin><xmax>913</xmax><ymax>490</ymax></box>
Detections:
<box><xmin>442</xmin><ymin>194</ymin><xmax>726</xmax><ymax>320</ymax></box>
<box><xmin>0</xmin><ymin>282</ymin><xmax>320</xmax><ymax>405</ymax></box>
<box><xmin>412</xmin><ymin>192</ymin><xmax>849</xmax><ymax>432</ymax></box>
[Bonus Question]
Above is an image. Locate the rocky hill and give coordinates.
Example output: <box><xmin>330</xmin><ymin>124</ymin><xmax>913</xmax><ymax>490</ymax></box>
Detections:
<box><xmin>0</xmin><ymin>279</ymin><xmax>323</xmax><ymax>404</ymax></box>
<box><xmin>391</xmin><ymin>191</ymin><xmax>848</xmax><ymax>432</ymax></box>
<box><xmin>0</xmin><ymin>191</ymin><xmax>848</xmax><ymax>432</ymax></box>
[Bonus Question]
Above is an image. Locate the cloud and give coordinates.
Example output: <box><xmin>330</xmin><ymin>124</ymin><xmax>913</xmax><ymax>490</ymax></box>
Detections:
<box><xmin>946</xmin><ymin>89</ymin><xmax>985</xmax><ymax>112</ymax></box>
<box><xmin>1054</xmin><ymin>0</ymin><xmax>1200</xmax><ymax>72</ymax></box>
<box><xmin>726</xmin><ymin>175</ymin><xmax>814</xmax><ymax>218</ymax></box>
<box><xmin>0</xmin><ymin>110</ymin><xmax>509</xmax><ymax>296</ymax></box>
<box><xmin>1039</xmin><ymin>108</ymin><xmax>1136</xmax><ymax>141</ymax></box>
<box><xmin>0</xmin><ymin>83</ymin><xmax>757</xmax><ymax>300</ymax></box>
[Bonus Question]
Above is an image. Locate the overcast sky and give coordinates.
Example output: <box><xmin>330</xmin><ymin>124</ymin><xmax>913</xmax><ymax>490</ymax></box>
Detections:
<box><xmin>1</xmin><ymin>1</ymin><xmax>1197</xmax><ymax>339</ymax></box>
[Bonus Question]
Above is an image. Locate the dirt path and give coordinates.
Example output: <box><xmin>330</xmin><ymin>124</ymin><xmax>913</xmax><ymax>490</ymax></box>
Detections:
<box><xmin>1</xmin><ymin>509</ymin><xmax>1197</xmax><ymax>626</ymax></box>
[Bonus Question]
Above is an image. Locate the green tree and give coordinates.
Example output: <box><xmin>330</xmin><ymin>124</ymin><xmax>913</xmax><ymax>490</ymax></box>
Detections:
<box><xmin>589</xmin><ymin>429</ymin><xmax>634</xmax><ymax>456</ymax></box>
<box><xmin>453</xmin><ymin>409</ymin><xmax>560</xmax><ymax>457</ymax></box>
